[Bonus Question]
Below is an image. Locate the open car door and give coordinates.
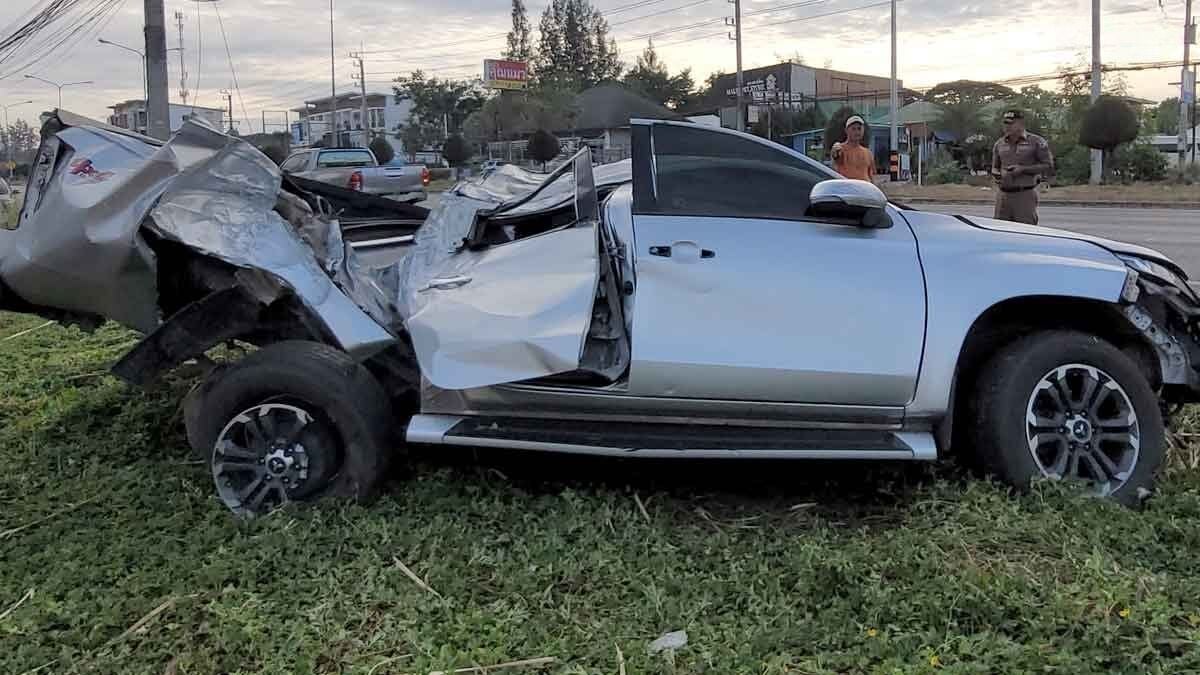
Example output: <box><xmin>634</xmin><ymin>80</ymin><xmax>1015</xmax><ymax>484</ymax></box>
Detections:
<box><xmin>404</xmin><ymin>151</ymin><xmax>602</xmax><ymax>391</ymax></box>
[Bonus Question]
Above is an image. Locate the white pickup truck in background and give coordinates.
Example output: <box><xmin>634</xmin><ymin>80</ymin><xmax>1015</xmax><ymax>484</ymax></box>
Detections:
<box><xmin>281</xmin><ymin>148</ymin><xmax>429</xmax><ymax>203</ymax></box>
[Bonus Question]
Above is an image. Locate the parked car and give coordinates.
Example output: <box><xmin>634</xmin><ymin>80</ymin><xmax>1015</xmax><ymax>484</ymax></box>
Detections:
<box><xmin>280</xmin><ymin>147</ymin><xmax>429</xmax><ymax>203</ymax></box>
<box><xmin>4</xmin><ymin>112</ymin><xmax>1199</xmax><ymax>517</ymax></box>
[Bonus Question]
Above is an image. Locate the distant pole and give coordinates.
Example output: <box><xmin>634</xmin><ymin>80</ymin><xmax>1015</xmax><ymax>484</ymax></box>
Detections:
<box><xmin>329</xmin><ymin>0</ymin><xmax>337</xmax><ymax>147</ymax></box>
<box><xmin>734</xmin><ymin>0</ymin><xmax>744</xmax><ymax>132</ymax></box>
<box><xmin>1181</xmin><ymin>0</ymin><xmax>1194</xmax><ymax>168</ymax></box>
<box><xmin>1089</xmin><ymin>0</ymin><xmax>1102</xmax><ymax>184</ymax></box>
<box><xmin>352</xmin><ymin>51</ymin><xmax>368</xmax><ymax>147</ymax></box>
<box><xmin>175</xmin><ymin>11</ymin><xmax>189</xmax><ymax>106</ymax></box>
<box><xmin>220</xmin><ymin>89</ymin><xmax>233</xmax><ymax>132</ymax></box>
<box><xmin>889</xmin><ymin>0</ymin><xmax>898</xmax><ymax>180</ymax></box>
<box><xmin>144</xmin><ymin>0</ymin><xmax>171</xmax><ymax>140</ymax></box>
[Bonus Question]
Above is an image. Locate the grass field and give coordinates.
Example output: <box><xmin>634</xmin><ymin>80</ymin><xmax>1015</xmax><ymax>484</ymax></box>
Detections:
<box><xmin>2</xmin><ymin>312</ymin><xmax>1200</xmax><ymax>674</ymax></box>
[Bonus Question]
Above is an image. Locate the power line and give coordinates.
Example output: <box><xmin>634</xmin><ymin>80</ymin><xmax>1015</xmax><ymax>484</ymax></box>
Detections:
<box><xmin>609</xmin><ymin>0</ymin><xmax>715</xmax><ymax>28</ymax></box>
<box><xmin>212</xmin><ymin>2</ymin><xmax>252</xmax><ymax>133</ymax></box>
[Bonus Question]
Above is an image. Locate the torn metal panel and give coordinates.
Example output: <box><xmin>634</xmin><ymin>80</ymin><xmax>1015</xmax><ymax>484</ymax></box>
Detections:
<box><xmin>452</xmin><ymin>158</ymin><xmax>632</xmax><ymax>218</ymax></box>
<box><xmin>0</xmin><ymin>123</ymin><xmax>169</xmax><ymax>332</ymax></box>
<box><xmin>404</xmin><ymin>222</ymin><xmax>601</xmax><ymax>391</ymax></box>
<box><xmin>145</xmin><ymin>120</ymin><xmax>395</xmax><ymax>358</ymax></box>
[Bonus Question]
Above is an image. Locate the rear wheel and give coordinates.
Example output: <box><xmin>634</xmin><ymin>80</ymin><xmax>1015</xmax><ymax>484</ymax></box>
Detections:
<box><xmin>189</xmin><ymin>341</ymin><xmax>395</xmax><ymax>516</ymax></box>
<box><xmin>967</xmin><ymin>330</ymin><xmax>1165</xmax><ymax>506</ymax></box>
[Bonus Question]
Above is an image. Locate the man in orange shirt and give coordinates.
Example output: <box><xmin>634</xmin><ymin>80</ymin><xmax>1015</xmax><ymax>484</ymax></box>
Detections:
<box><xmin>831</xmin><ymin>115</ymin><xmax>876</xmax><ymax>182</ymax></box>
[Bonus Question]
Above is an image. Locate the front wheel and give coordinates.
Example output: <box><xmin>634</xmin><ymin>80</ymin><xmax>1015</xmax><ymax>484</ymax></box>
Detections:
<box><xmin>189</xmin><ymin>341</ymin><xmax>395</xmax><ymax>516</ymax></box>
<box><xmin>967</xmin><ymin>330</ymin><xmax>1165</xmax><ymax>506</ymax></box>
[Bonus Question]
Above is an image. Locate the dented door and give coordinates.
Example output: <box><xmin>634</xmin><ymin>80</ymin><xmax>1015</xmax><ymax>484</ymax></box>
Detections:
<box><xmin>403</xmin><ymin>152</ymin><xmax>603</xmax><ymax>391</ymax></box>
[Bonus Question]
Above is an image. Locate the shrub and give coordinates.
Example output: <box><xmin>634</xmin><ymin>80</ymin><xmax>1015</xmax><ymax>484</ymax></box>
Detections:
<box><xmin>1053</xmin><ymin>145</ymin><xmax>1092</xmax><ymax>185</ymax></box>
<box><xmin>925</xmin><ymin>156</ymin><xmax>964</xmax><ymax>185</ymax></box>
<box><xmin>1111</xmin><ymin>142</ymin><xmax>1168</xmax><ymax>183</ymax></box>
<box><xmin>441</xmin><ymin>134</ymin><xmax>470</xmax><ymax>167</ymax></box>
<box><xmin>369</xmin><ymin>136</ymin><xmax>395</xmax><ymax>165</ymax></box>
<box><xmin>528</xmin><ymin>129</ymin><xmax>560</xmax><ymax>170</ymax></box>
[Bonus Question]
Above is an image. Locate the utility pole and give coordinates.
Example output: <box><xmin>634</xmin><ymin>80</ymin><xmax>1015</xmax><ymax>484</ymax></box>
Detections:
<box><xmin>220</xmin><ymin>88</ymin><xmax>233</xmax><ymax>133</ymax></box>
<box><xmin>351</xmin><ymin>51</ymin><xmax>368</xmax><ymax>147</ymax></box>
<box><xmin>889</xmin><ymin>0</ymin><xmax>898</xmax><ymax>180</ymax></box>
<box><xmin>1089</xmin><ymin>0</ymin><xmax>1102</xmax><ymax>184</ymax></box>
<box><xmin>175</xmin><ymin>11</ymin><xmax>189</xmax><ymax>107</ymax></box>
<box><xmin>1181</xmin><ymin>0</ymin><xmax>1195</xmax><ymax>168</ymax></box>
<box><xmin>329</xmin><ymin>0</ymin><xmax>337</xmax><ymax>148</ymax></box>
<box><xmin>144</xmin><ymin>0</ymin><xmax>171</xmax><ymax>140</ymax></box>
<box><xmin>727</xmin><ymin>0</ymin><xmax>744</xmax><ymax>132</ymax></box>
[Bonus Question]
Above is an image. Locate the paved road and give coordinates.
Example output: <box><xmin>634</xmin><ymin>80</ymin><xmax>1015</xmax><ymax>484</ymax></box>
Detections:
<box><xmin>919</xmin><ymin>204</ymin><xmax>1200</xmax><ymax>280</ymax></box>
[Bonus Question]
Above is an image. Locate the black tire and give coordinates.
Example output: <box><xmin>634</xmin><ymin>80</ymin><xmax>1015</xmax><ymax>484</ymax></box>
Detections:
<box><xmin>967</xmin><ymin>330</ymin><xmax>1165</xmax><ymax>507</ymax></box>
<box><xmin>189</xmin><ymin>341</ymin><xmax>395</xmax><ymax>514</ymax></box>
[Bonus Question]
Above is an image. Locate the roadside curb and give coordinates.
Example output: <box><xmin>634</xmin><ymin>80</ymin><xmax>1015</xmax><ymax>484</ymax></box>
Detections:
<box><xmin>895</xmin><ymin>198</ymin><xmax>1200</xmax><ymax>210</ymax></box>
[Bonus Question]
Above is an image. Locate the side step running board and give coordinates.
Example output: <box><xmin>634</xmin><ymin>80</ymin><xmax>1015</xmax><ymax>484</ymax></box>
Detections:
<box><xmin>406</xmin><ymin>414</ymin><xmax>937</xmax><ymax>461</ymax></box>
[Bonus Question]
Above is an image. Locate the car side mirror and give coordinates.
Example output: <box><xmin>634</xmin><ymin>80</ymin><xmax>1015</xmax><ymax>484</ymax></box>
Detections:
<box><xmin>805</xmin><ymin>179</ymin><xmax>892</xmax><ymax>229</ymax></box>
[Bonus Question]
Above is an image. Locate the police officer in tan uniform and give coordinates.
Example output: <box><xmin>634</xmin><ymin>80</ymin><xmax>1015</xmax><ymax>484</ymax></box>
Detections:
<box><xmin>991</xmin><ymin>109</ymin><xmax>1054</xmax><ymax>225</ymax></box>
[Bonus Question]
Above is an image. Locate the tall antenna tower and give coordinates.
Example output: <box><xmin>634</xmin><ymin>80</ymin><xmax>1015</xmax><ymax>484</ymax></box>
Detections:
<box><xmin>175</xmin><ymin>11</ymin><xmax>189</xmax><ymax>105</ymax></box>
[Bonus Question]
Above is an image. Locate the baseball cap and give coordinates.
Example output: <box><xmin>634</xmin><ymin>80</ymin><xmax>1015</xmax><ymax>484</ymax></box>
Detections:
<box><xmin>844</xmin><ymin>115</ymin><xmax>865</xmax><ymax>128</ymax></box>
<box><xmin>1002</xmin><ymin>109</ymin><xmax>1024</xmax><ymax>121</ymax></box>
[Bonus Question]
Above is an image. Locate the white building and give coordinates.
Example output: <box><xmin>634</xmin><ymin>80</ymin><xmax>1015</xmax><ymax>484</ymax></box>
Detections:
<box><xmin>107</xmin><ymin>100</ymin><xmax>225</xmax><ymax>135</ymax></box>
<box><xmin>1145</xmin><ymin>125</ymin><xmax>1200</xmax><ymax>168</ymax></box>
<box><xmin>290</xmin><ymin>92</ymin><xmax>411</xmax><ymax>155</ymax></box>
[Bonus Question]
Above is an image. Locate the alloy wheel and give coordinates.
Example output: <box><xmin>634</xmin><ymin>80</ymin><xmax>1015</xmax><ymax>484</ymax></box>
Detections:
<box><xmin>211</xmin><ymin>402</ymin><xmax>337</xmax><ymax>516</ymax></box>
<box><xmin>1025</xmin><ymin>363</ymin><xmax>1140</xmax><ymax>496</ymax></box>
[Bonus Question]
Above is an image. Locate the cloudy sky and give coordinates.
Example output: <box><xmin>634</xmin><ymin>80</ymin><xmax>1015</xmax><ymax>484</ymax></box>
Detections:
<box><xmin>0</xmin><ymin>0</ymin><xmax>1190</xmax><ymax>134</ymax></box>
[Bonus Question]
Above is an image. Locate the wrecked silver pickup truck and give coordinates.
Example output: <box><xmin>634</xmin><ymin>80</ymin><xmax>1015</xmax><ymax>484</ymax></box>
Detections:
<box><xmin>5</xmin><ymin>111</ymin><xmax>1200</xmax><ymax>515</ymax></box>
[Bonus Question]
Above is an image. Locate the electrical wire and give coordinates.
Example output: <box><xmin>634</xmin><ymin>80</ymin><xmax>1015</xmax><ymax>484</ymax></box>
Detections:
<box><xmin>0</xmin><ymin>0</ymin><xmax>127</xmax><ymax>80</ymax></box>
<box><xmin>212</xmin><ymin>2</ymin><xmax>253</xmax><ymax>133</ymax></box>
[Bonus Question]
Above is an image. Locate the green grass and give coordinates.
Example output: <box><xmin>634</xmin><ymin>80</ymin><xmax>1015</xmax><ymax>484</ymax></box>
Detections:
<box><xmin>3</xmin><ymin>312</ymin><xmax>1200</xmax><ymax>674</ymax></box>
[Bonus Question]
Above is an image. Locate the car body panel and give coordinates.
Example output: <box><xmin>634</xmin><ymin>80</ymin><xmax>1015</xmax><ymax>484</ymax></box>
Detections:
<box><xmin>404</xmin><ymin>221</ymin><xmax>601</xmax><ymax>390</ymax></box>
<box><xmin>899</xmin><ymin>208</ymin><xmax>1131</xmax><ymax>417</ymax></box>
<box><xmin>627</xmin><ymin>209</ymin><xmax>926</xmax><ymax>404</ymax></box>
<box><xmin>1</xmin><ymin>112</ymin><xmax>395</xmax><ymax>358</ymax></box>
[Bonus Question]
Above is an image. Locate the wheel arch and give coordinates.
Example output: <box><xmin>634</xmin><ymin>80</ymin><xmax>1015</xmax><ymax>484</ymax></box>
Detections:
<box><xmin>936</xmin><ymin>294</ymin><xmax>1159</xmax><ymax>453</ymax></box>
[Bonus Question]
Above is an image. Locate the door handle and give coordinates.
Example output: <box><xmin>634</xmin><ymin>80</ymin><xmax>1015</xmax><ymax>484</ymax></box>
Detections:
<box><xmin>649</xmin><ymin>245</ymin><xmax>715</xmax><ymax>260</ymax></box>
<box><xmin>419</xmin><ymin>275</ymin><xmax>472</xmax><ymax>292</ymax></box>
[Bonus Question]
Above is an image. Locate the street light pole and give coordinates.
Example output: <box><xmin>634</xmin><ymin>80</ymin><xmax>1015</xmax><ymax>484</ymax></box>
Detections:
<box><xmin>889</xmin><ymin>0</ymin><xmax>898</xmax><ymax>180</ymax></box>
<box><xmin>1090</xmin><ymin>0</ymin><xmax>1102</xmax><ymax>185</ymax></box>
<box><xmin>330</xmin><ymin>0</ymin><xmax>338</xmax><ymax>147</ymax></box>
<box><xmin>23</xmin><ymin>75</ymin><xmax>94</xmax><ymax>110</ymax></box>
<box><xmin>99</xmin><ymin>38</ymin><xmax>148</xmax><ymax>104</ymax></box>
<box><xmin>2</xmin><ymin>100</ymin><xmax>33</xmax><ymax>181</ymax></box>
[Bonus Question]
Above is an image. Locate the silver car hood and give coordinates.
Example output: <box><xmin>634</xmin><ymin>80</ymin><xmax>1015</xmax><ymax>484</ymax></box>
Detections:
<box><xmin>958</xmin><ymin>214</ymin><xmax>1187</xmax><ymax>278</ymax></box>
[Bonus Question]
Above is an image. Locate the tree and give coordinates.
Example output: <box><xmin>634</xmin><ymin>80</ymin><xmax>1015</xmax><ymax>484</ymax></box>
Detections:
<box><xmin>923</xmin><ymin>80</ymin><xmax>1015</xmax><ymax>107</ymax></box>
<box><xmin>399</xmin><ymin>118</ymin><xmax>440</xmax><ymax>162</ymax></box>
<box><xmin>622</xmin><ymin>40</ymin><xmax>694</xmax><ymax>110</ymax></box>
<box><xmin>369</xmin><ymin>135</ymin><xmax>395</xmax><ymax>165</ymax></box>
<box><xmin>1153</xmin><ymin>98</ymin><xmax>1180</xmax><ymax>135</ymax></box>
<box><xmin>3</xmin><ymin>119</ymin><xmax>38</xmax><ymax>164</ymax></box>
<box><xmin>535</xmin><ymin>0</ymin><xmax>622</xmax><ymax>90</ymax></box>
<box><xmin>506</xmin><ymin>0</ymin><xmax>533</xmax><ymax>62</ymax></box>
<box><xmin>925</xmin><ymin>80</ymin><xmax>1015</xmax><ymax>171</ymax></box>
<box><xmin>259</xmin><ymin>144</ymin><xmax>287</xmax><ymax>165</ymax></box>
<box><xmin>442</xmin><ymin>134</ymin><xmax>471</xmax><ymax>167</ymax></box>
<box><xmin>394</xmin><ymin>71</ymin><xmax>487</xmax><ymax>135</ymax></box>
<box><xmin>1111</xmin><ymin>141</ymin><xmax>1168</xmax><ymax>183</ymax></box>
<box><xmin>528</xmin><ymin>128</ymin><xmax>560</xmax><ymax>170</ymax></box>
<box><xmin>823</xmin><ymin>106</ymin><xmax>866</xmax><ymax>155</ymax></box>
<box><xmin>1080</xmin><ymin>95</ymin><xmax>1140</xmax><ymax>182</ymax></box>
<box><xmin>991</xmin><ymin>85</ymin><xmax>1063</xmax><ymax>137</ymax></box>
